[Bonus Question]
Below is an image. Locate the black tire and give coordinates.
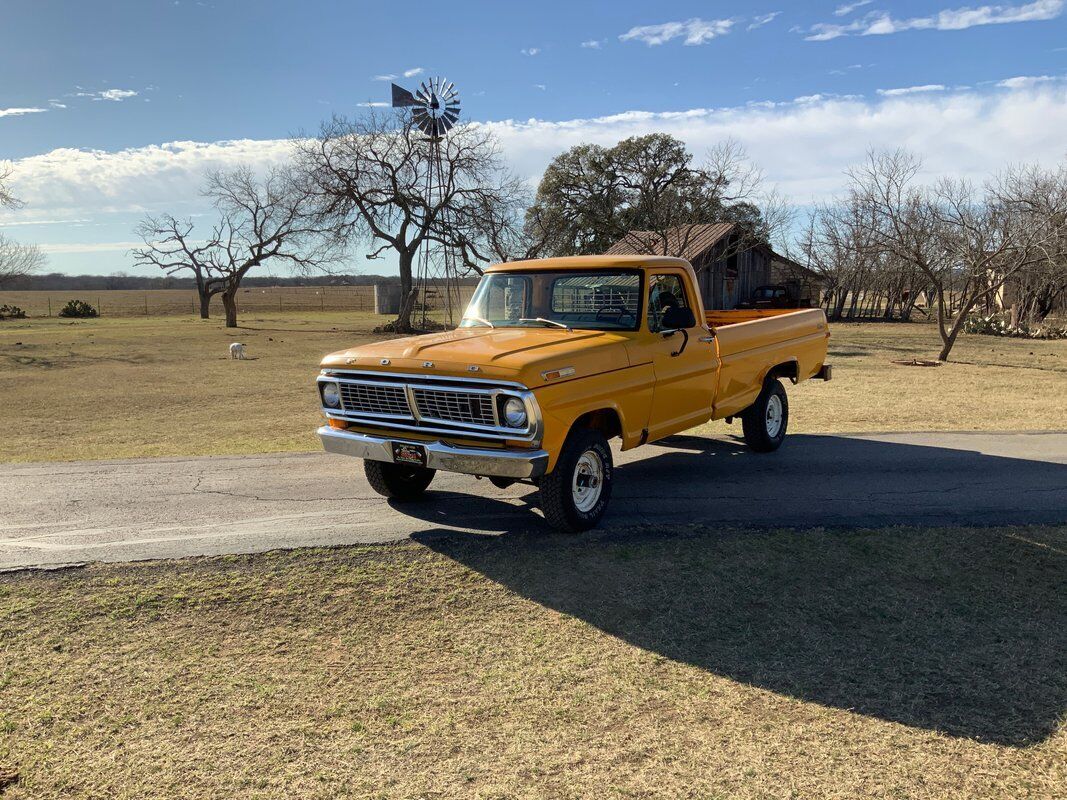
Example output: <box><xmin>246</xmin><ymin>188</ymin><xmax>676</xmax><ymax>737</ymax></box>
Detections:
<box><xmin>539</xmin><ymin>428</ymin><xmax>613</xmax><ymax>533</ymax></box>
<box><xmin>364</xmin><ymin>460</ymin><xmax>436</xmax><ymax>501</ymax></box>
<box><xmin>741</xmin><ymin>378</ymin><xmax>789</xmax><ymax>453</ymax></box>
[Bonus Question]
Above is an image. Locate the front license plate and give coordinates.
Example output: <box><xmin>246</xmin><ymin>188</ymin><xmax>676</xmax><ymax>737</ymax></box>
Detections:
<box><xmin>391</xmin><ymin>441</ymin><xmax>427</xmax><ymax>468</ymax></box>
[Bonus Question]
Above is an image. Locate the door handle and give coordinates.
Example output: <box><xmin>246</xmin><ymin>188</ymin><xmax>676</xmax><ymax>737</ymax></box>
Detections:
<box><xmin>699</xmin><ymin>335</ymin><xmax>715</xmax><ymax>342</ymax></box>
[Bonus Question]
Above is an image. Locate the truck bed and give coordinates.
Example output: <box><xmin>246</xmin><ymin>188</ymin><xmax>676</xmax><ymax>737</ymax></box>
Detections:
<box><xmin>706</xmin><ymin>308</ymin><xmax>830</xmax><ymax>419</ymax></box>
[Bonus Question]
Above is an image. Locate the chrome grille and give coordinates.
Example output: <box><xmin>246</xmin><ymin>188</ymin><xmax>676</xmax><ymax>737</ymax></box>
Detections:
<box><xmin>338</xmin><ymin>382</ymin><xmax>412</xmax><ymax>418</ymax></box>
<box><xmin>413</xmin><ymin>388</ymin><xmax>495</xmax><ymax>426</ymax></box>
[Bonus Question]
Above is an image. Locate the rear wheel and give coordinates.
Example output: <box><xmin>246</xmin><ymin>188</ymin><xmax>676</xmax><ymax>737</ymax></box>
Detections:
<box><xmin>539</xmin><ymin>429</ymin><xmax>613</xmax><ymax>533</ymax></box>
<box><xmin>364</xmin><ymin>460</ymin><xmax>436</xmax><ymax>501</ymax></box>
<box><xmin>742</xmin><ymin>378</ymin><xmax>789</xmax><ymax>453</ymax></box>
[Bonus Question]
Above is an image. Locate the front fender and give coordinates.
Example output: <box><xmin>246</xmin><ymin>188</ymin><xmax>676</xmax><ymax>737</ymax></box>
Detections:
<box><xmin>533</xmin><ymin>363</ymin><xmax>654</xmax><ymax>472</ymax></box>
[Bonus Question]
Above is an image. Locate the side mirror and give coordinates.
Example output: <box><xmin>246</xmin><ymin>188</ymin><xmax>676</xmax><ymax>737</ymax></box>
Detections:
<box><xmin>659</xmin><ymin>306</ymin><xmax>695</xmax><ymax>357</ymax></box>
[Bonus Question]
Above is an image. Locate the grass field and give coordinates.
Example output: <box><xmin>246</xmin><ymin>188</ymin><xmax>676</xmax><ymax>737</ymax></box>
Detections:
<box><xmin>1</xmin><ymin>525</ymin><xmax>1064</xmax><ymax>799</ymax></box>
<box><xmin>1</xmin><ymin>313</ymin><xmax>1065</xmax><ymax>462</ymax></box>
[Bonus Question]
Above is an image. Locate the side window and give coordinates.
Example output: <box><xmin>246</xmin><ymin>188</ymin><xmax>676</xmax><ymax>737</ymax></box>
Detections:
<box><xmin>647</xmin><ymin>274</ymin><xmax>691</xmax><ymax>333</ymax></box>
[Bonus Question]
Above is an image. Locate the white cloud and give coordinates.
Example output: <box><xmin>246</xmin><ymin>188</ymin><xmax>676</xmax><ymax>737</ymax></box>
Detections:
<box><xmin>74</xmin><ymin>88</ymin><xmax>139</xmax><ymax>101</ymax></box>
<box><xmin>372</xmin><ymin>73</ymin><xmax>397</xmax><ymax>81</ymax></box>
<box><xmin>0</xmin><ymin>218</ymin><xmax>92</xmax><ymax>227</ymax></box>
<box><xmin>98</xmin><ymin>89</ymin><xmax>138</xmax><ymax>102</ymax></box>
<box><xmin>996</xmin><ymin>73</ymin><xmax>1061</xmax><ymax>87</ymax></box>
<box><xmin>38</xmin><ymin>241</ymin><xmax>145</xmax><ymax>254</ymax></box>
<box><xmin>619</xmin><ymin>17</ymin><xmax>735</xmax><ymax>46</ymax></box>
<box><xmin>357</xmin><ymin>101</ymin><xmax>391</xmax><ymax>107</ymax></box>
<box><xmin>0</xmin><ymin>107</ymin><xmax>47</xmax><ymax>117</ymax></box>
<box><xmin>877</xmin><ymin>84</ymin><xmax>948</xmax><ymax>95</ymax></box>
<box><xmin>49</xmin><ymin>100</ymin><xmax>67</xmax><ymax>109</ymax></box>
<box><xmin>748</xmin><ymin>12</ymin><xmax>781</xmax><ymax>30</ymax></box>
<box><xmin>580</xmin><ymin>39</ymin><xmax>604</xmax><ymax>49</ymax></box>
<box><xmin>403</xmin><ymin>67</ymin><xmax>424</xmax><ymax>78</ymax></box>
<box><xmin>534</xmin><ymin>84</ymin><xmax>547</xmax><ymax>91</ymax></box>
<box><xmin>807</xmin><ymin>0</ymin><xmax>1063</xmax><ymax>40</ymax></box>
<box><xmin>7</xmin><ymin>84</ymin><xmax>1067</xmax><ymax>254</ymax></box>
<box><xmin>0</xmin><ymin>139</ymin><xmax>293</xmax><ymax>222</ymax></box>
<box><xmin>479</xmin><ymin>84</ymin><xmax>1067</xmax><ymax>205</ymax></box>
<box><xmin>834</xmin><ymin>0</ymin><xmax>872</xmax><ymax>15</ymax></box>
<box><xmin>521</xmin><ymin>47</ymin><xmax>541</xmax><ymax>56</ymax></box>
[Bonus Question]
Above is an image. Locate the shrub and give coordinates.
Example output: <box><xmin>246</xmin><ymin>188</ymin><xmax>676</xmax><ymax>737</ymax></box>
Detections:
<box><xmin>964</xmin><ymin>312</ymin><xmax>1067</xmax><ymax>340</ymax></box>
<box><xmin>0</xmin><ymin>304</ymin><xmax>26</xmax><ymax>320</ymax></box>
<box><xmin>57</xmin><ymin>299</ymin><xmax>99</xmax><ymax>318</ymax></box>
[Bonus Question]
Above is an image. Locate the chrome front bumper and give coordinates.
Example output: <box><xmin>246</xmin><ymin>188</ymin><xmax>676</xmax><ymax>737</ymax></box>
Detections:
<box><xmin>317</xmin><ymin>426</ymin><xmax>549</xmax><ymax>479</ymax></box>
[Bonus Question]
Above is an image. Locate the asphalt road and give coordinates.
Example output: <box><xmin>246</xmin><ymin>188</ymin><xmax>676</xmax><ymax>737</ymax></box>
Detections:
<box><xmin>2</xmin><ymin>431</ymin><xmax>1065</xmax><ymax>570</ymax></box>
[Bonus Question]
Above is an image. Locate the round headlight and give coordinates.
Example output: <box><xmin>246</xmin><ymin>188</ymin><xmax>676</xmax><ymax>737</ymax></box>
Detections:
<box><xmin>503</xmin><ymin>397</ymin><xmax>528</xmax><ymax>428</ymax></box>
<box><xmin>322</xmin><ymin>382</ymin><xmax>341</xmax><ymax>408</ymax></box>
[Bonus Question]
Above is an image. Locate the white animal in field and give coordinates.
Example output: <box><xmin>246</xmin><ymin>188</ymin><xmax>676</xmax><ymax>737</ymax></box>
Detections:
<box><xmin>229</xmin><ymin>342</ymin><xmax>247</xmax><ymax>360</ymax></box>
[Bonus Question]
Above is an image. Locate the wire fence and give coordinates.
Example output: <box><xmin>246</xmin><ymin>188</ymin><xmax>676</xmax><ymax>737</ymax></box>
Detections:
<box><xmin>0</xmin><ymin>285</ymin><xmax>476</xmax><ymax>318</ymax></box>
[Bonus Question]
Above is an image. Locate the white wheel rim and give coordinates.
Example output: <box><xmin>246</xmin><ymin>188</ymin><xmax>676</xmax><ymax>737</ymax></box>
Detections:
<box><xmin>572</xmin><ymin>450</ymin><xmax>604</xmax><ymax>513</ymax></box>
<box><xmin>765</xmin><ymin>394</ymin><xmax>784</xmax><ymax>438</ymax></box>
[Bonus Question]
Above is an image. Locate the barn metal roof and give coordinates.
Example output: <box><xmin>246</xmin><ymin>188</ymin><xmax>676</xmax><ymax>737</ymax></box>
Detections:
<box><xmin>485</xmin><ymin>254</ymin><xmax>690</xmax><ymax>272</ymax></box>
<box><xmin>604</xmin><ymin>223</ymin><xmax>736</xmax><ymax>261</ymax></box>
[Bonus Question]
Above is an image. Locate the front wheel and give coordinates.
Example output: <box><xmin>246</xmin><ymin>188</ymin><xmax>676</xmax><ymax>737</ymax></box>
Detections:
<box><xmin>539</xmin><ymin>429</ymin><xmax>613</xmax><ymax>533</ymax></box>
<box><xmin>741</xmin><ymin>378</ymin><xmax>789</xmax><ymax>453</ymax></box>
<box><xmin>364</xmin><ymin>460</ymin><xmax>436</xmax><ymax>501</ymax></box>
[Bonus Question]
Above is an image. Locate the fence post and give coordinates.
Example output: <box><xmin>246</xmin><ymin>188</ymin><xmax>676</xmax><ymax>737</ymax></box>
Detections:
<box><xmin>145</xmin><ymin>294</ymin><xmax>149</xmax><ymax>316</ymax></box>
<box><xmin>47</xmin><ymin>297</ymin><xmax>51</xmax><ymax>317</ymax></box>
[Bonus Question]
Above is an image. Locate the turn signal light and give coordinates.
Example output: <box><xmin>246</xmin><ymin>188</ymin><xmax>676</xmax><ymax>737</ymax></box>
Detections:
<box><xmin>541</xmin><ymin>366</ymin><xmax>576</xmax><ymax>381</ymax></box>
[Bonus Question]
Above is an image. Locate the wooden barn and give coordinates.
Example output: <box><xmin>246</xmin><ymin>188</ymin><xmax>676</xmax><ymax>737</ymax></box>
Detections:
<box><xmin>605</xmin><ymin>223</ymin><xmax>822</xmax><ymax>310</ymax></box>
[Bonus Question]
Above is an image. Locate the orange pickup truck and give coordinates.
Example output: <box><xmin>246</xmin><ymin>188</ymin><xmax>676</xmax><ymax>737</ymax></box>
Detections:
<box><xmin>316</xmin><ymin>255</ymin><xmax>831</xmax><ymax>531</ymax></box>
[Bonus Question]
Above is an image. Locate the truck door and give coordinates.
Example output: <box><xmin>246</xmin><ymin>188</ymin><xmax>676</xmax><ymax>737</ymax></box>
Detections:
<box><xmin>643</xmin><ymin>272</ymin><xmax>719</xmax><ymax>441</ymax></box>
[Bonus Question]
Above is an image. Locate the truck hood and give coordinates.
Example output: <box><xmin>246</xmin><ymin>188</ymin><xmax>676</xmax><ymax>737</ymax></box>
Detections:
<box><xmin>320</xmin><ymin>327</ymin><xmax>631</xmax><ymax>386</ymax></box>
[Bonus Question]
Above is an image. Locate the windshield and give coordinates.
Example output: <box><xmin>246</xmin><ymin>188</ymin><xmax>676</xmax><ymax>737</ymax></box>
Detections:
<box><xmin>461</xmin><ymin>270</ymin><xmax>642</xmax><ymax>331</ymax></box>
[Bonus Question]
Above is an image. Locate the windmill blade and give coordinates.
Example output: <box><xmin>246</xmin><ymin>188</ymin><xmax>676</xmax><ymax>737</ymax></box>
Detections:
<box><xmin>391</xmin><ymin>84</ymin><xmax>418</xmax><ymax>107</ymax></box>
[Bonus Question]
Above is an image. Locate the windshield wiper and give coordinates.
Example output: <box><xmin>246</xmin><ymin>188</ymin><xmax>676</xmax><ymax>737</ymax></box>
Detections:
<box><xmin>520</xmin><ymin>317</ymin><xmax>572</xmax><ymax>331</ymax></box>
<box><xmin>463</xmin><ymin>316</ymin><xmax>495</xmax><ymax>329</ymax></box>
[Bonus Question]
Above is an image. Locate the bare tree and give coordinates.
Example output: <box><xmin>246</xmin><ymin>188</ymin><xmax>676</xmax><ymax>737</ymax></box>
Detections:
<box><xmin>133</xmin><ymin>165</ymin><xmax>336</xmax><ymax>328</ymax></box>
<box><xmin>1000</xmin><ymin>163</ymin><xmax>1067</xmax><ymax>325</ymax></box>
<box><xmin>133</xmin><ymin>215</ymin><xmax>226</xmax><ymax>318</ymax></box>
<box><xmin>0</xmin><ymin>163</ymin><xmax>20</xmax><ymax>210</ymax></box>
<box><xmin>848</xmin><ymin>150</ymin><xmax>1063</xmax><ymax>360</ymax></box>
<box><xmin>445</xmin><ymin>171</ymin><xmax>549</xmax><ymax>267</ymax></box>
<box><xmin>296</xmin><ymin>111</ymin><xmax>512</xmax><ymax>332</ymax></box>
<box><xmin>0</xmin><ymin>163</ymin><xmax>46</xmax><ymax>287</ymax></box>
<box><xmin>0</xmin><ymin>233</ymin><xmax>46</xmax><ymax>287</ymax></box>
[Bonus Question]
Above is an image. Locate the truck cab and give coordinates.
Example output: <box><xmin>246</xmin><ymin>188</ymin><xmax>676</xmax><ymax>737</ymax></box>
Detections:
<box><xmin>317</xmin><ymin>256</ymin><xmax>831</xmax><ymax>531</ymax></box>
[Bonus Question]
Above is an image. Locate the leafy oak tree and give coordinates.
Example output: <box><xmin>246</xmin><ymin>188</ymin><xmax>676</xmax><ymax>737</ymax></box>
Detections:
<box><xmin>526</xmin><ymin>134</ymin><xmax>782</xmax><ymax>258</ymax></box>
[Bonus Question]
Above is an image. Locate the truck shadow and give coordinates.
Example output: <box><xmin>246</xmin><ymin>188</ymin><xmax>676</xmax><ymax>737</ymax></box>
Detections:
<box><xmin>398</xmin><ymin>432</ymin><xmax>1067</xmax><ymax>532</ymax></box>
<box><xmin>400</xmin><ymin>434</ymin><xmax>1067</xmax><ymax>746</ymax></box>
<box><xmin>412</xmin><ymin>522</ymin><xmax>1067</xmax><ymax>748</ymax></box>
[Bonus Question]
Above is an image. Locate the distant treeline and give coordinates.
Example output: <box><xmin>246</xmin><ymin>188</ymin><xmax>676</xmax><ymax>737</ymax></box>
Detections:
<box><xmin>3</xmin><ymin>272</ymin><xmax>436</xmax><ymax>291</ymax></box>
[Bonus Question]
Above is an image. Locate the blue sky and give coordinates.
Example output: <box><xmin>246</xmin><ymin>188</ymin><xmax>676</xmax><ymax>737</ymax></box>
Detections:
<box><xmin>2</xmin><ymin>0</ymin><xmax>1066</xmax><ymax>274</ymax></box>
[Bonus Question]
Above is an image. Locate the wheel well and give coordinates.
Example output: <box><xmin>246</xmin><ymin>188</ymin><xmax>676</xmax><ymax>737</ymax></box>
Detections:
<box><xmin>767</xmin><ymin>360</ymin><xmax>799</xmax><ymax>385</ymax></box>
<box><xmin>573</xmin><ymin>408</ymin><xmax>623</xmax><ymax>440</ymax></box>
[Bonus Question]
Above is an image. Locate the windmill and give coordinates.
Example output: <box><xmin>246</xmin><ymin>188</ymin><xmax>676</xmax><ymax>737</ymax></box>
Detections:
<box><xmin>391</xmin><ymin>77</ymin><xmax>464</xmax><ymax>328</ymax></box>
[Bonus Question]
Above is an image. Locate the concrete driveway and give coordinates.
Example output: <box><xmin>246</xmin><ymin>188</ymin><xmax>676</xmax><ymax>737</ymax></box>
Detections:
<box><xmin>2</xmin><ymin>431</ymin><xmax>1065</xmax><ymax>570</ymax></box>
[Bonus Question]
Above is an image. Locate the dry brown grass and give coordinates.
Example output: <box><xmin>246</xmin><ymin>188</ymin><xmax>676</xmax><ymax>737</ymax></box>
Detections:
<box><xmin>1</xmin><ymin>315</ymin><xmax>1064</xmax><ymax>463</ymax></box>
<box><xmin>1</xmin><ymin>525</ymin><xmax>1064</xmax><ymax>799</ymax></box>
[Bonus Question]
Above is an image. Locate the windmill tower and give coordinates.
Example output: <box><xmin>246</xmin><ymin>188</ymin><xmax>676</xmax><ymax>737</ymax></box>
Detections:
<box><xmin>391</xmin><ymin>77</ymin><xmax>463</xmax><ymax>328</ymax></box>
